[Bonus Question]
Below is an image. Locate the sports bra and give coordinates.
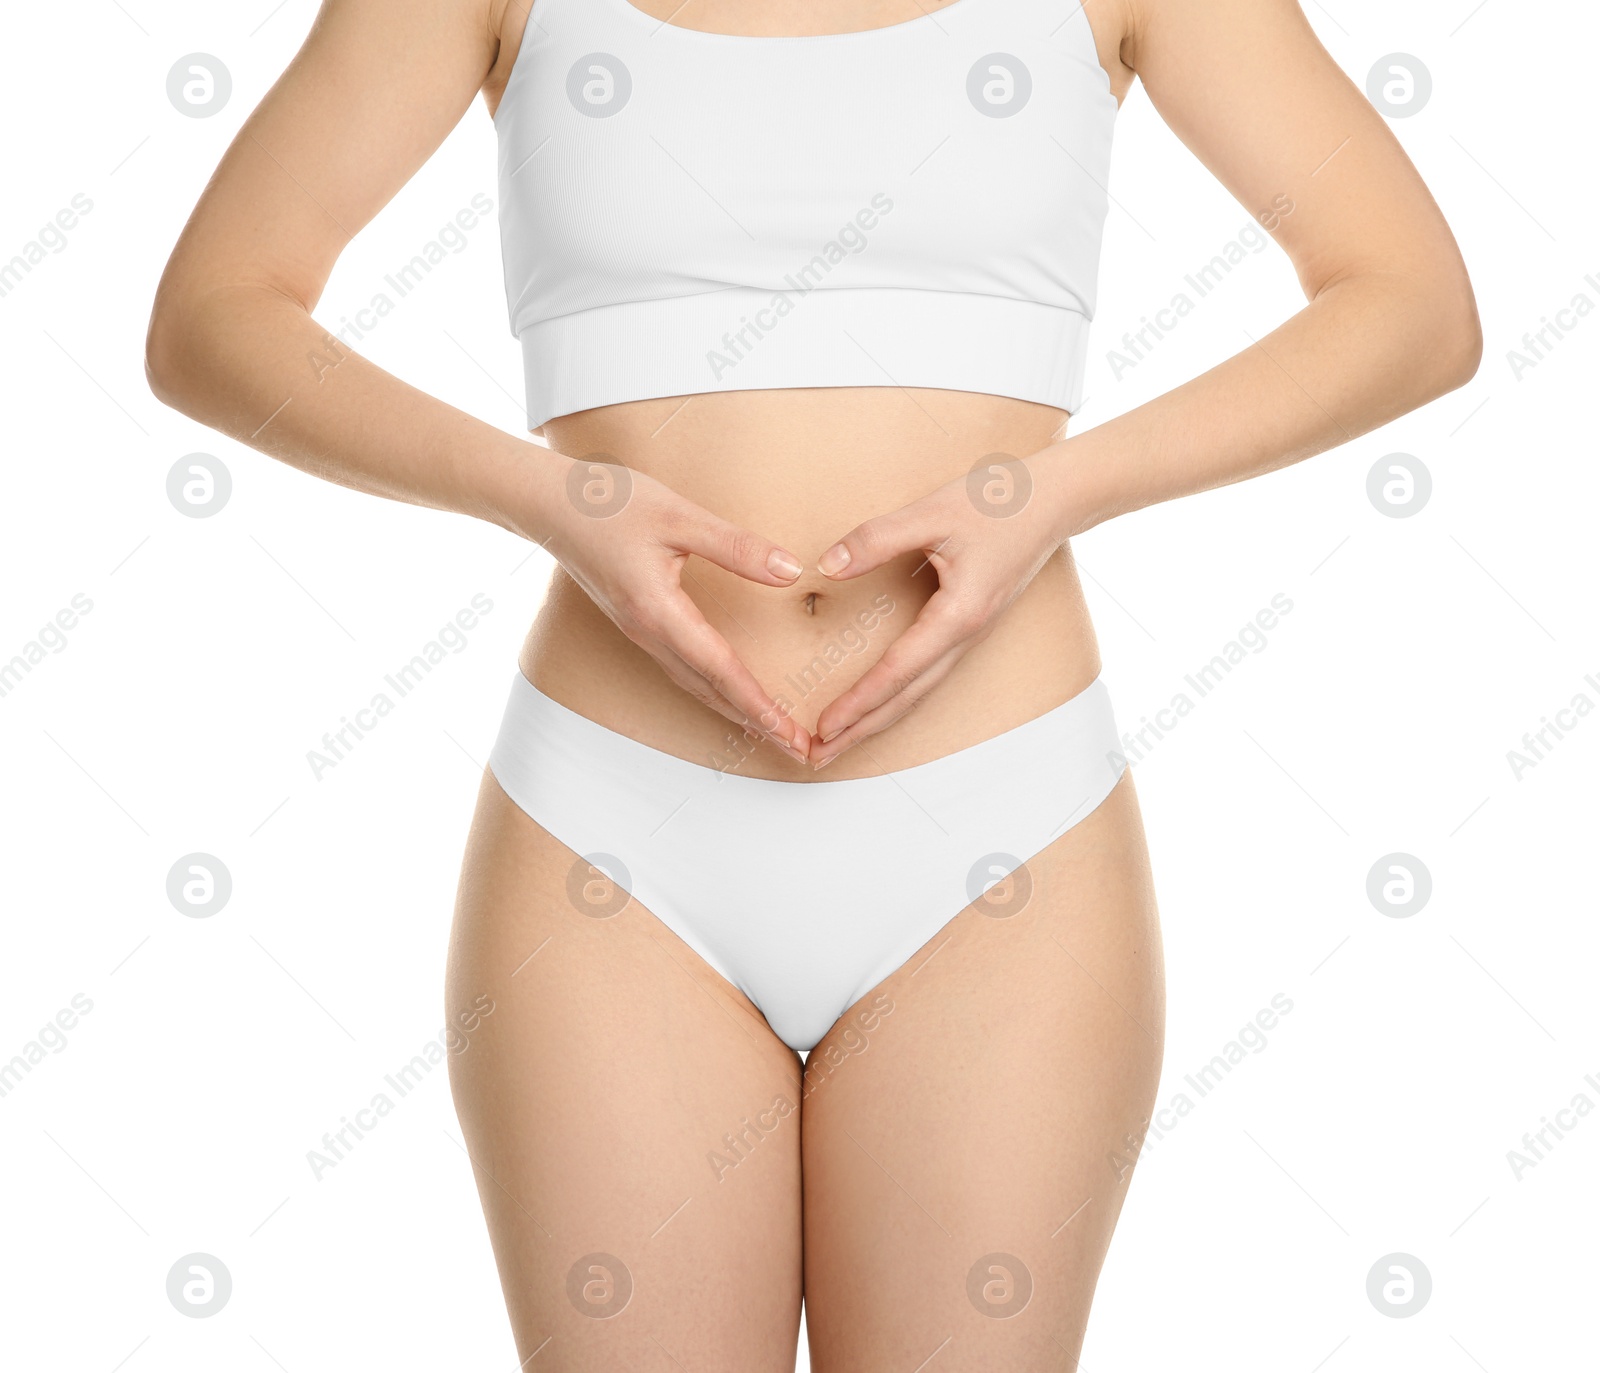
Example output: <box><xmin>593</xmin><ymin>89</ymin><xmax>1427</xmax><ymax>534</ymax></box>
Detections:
<box><xmin>494</xmin><ymin>0</ymin><xmax>1118</xmax><ymax>430</ymax></box>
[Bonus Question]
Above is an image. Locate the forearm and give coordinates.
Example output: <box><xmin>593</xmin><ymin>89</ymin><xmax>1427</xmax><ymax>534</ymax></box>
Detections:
<box><xmin>145</xmin><ymin>281</ymin><xmax>562</xmax><ymax>544</ymax></box>
<box><xmin>1045</xmin><ymin>269</ymin><xmax>1482</xmax><ymax>539</ymax></box>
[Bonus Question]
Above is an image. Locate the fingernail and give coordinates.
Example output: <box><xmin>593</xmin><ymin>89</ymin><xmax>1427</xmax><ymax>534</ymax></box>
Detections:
<box><xmin>813</xmin><ymin>754</ymin><xmax>836</xmax><ymax>772</ymax></box>
<box><xmin>820</xmin><ymin>727</ymin><xmax>841</xmax><ymax>744</ymax></box>
<box><xmin>817</xmin><ymin>544</ymin><xmax>851</xmax><ymax>576</ymax></box>
<box><xmin>767</xmin><ymin>549</ymin><xmax>803</xmax><ymax>580</ymax></box>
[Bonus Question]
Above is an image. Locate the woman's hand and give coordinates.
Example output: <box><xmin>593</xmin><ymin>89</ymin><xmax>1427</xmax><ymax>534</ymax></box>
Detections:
<box><xmin>538</xmin><ymin>454</ymin><xmax>813</xmax><ymax>764</ymax></box>
<box><xmin>808</xmin><ymin>448</ymin><xmax>1077</xmax><ymax>770</ymax></box>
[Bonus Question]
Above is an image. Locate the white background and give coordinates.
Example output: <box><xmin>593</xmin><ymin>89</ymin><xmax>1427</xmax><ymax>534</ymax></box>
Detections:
<box><xmin>1</xmin><ymin>0</ymin><xmax>1595</xmax><ymax>1368</ymax></box>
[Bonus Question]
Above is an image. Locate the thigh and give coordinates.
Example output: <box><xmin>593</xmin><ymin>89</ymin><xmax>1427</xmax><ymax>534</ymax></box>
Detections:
<box><xmin>446</xmin><ymin>768</ymin><xmax>805</xmax><ymax>1372</ymax></box>
<box><xmin>800</xmin><ymin>770</ymin><xmax>1165</xmax><ymax>1372</ymax></box>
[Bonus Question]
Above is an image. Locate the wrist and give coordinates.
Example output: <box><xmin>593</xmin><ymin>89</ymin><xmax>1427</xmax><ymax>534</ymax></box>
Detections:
<box><xmin>1030</xmin><ymin>435</ymin><xmax>1101</xmax><ymax>546</ymax></box>
<box><xmin>482</xmin><ymin>438</ymin><xmax>576</xmax><ymax>548</ymax></box>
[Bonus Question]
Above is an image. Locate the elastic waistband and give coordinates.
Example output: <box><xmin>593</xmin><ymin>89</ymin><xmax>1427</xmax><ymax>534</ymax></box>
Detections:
<box><xmin>488</xmin><ymin>668</ymin><xmax>1123</xmax><ymax>808</ymax></box>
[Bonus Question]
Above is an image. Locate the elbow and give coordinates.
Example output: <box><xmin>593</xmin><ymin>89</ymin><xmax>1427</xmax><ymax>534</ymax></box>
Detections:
<box><xmin>1436</xmin><ymin>280</ymin><xmax>1484</xmax><ymax>392</ymax></box>
<box><xmin>1416</xmin><ymin>252</ymin><xmax>1483</xmax><ymax>395</ymax></box>
<box><xmin>146</xmin><ymin>274</ymin><xmax>303</xmax><ymax>417</ymax></box>
<box><xmin>1339</xmin><ymin>257</ymin><xmax>1485</xmax><ymax>403</ymax></box>
<box><xmin>144</xmin><ymin>295</ymin><xmax>193</xmax><ymax>413</ymax></box>
<box><xmin>144</xmin><ymin>271</ymin><xmax>226</xmax><ymax>415</ymax></box>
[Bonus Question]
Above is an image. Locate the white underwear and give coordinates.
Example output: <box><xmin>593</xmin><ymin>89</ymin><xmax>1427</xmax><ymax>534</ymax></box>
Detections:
<box><xmin>487</xmin><ymin>670</ymin><xmax>1127</xmax><ymax>1053</ymax></box>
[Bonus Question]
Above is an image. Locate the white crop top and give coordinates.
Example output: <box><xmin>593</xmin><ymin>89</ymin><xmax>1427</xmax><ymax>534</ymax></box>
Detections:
<box><xmin>494</xmin><ymin>0</ymin><xmax>1118</xmax><ymax>429</ymax></box>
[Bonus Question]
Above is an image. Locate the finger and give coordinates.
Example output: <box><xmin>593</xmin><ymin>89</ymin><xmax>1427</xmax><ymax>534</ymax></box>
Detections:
<box><xmin>643</xmin><ymin>643</ymin><xmax>753</xmax><ymax>728</ymax></box>
<box><xmin>810</xmin><ymin>641</ymin><xmax>969</xmax><ymax>770</ymax></box>
<box><xmin>813</xmin><ymin>594</ymin><xmax>978</xmax><ymax>743</ymax></box>
<box><xmin>603</xmin><ymin>576</ymin><xmax>806</xmax><ymax>757</ymax></box>
<box><xmin>649</xmin><ymin>646</ymin><xmax>807</xmax><ymax>760</ymax></box>
<box><xmin>670</xmin><ymin>508</ymin><xmax>806</xmax><ymax>587</ymax></box>
<box><xmin>815</xmin><ymin>498</ymin><xmax>951</xmax><ymax>581</ymax></box>
<box><xmin>652</xmin><ymin>592</ymin><xmax>813</xmax><ymax>760</ymax></box>
<box><xmin>652</xmin><ymin>646</ymin><xmax>810</xmax><ymax>764</ymax></box>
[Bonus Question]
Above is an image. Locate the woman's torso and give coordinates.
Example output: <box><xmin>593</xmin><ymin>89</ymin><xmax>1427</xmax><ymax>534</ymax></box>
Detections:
<box><xmin>484</xmin><ymin>0</ymin><xmax>1132</xmax><ymax>782</ymax></box>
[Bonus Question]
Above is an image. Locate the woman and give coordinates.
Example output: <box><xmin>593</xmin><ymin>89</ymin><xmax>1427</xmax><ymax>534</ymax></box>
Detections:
<box><xmin>146</xmin><ymin>0</ymin><xmax>1480</xmax><ymax>1363</ymax></box>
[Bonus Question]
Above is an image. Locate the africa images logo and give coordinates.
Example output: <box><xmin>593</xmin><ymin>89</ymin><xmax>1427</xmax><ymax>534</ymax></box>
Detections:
<box><xmin>705</xmin><ymin>194</ymin><xmax>895</xmax><ymax>378</ymax></box>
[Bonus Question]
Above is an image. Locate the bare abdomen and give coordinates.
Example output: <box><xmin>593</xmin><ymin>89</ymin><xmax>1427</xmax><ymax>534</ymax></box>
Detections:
<box><xmin>520</xmin><ymin>386</ymin><xmax>1103</xmax><ymax>781</ymax></box>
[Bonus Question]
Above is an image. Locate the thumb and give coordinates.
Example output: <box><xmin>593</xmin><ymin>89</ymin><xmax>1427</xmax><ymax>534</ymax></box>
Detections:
<box><xmin>672</xmin><ymin>510</ymin><xmax>806</xmax><ymax>586</ymax></box>
<box><xmin>816</xmin><ymin>499</ymin><xmax>948</xmax><ymax>581</ymax></box>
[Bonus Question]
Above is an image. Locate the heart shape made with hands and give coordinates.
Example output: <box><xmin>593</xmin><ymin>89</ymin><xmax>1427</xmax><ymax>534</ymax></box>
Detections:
<box><xmin>569</xmin><ymin>450</ymin><xmax>1059</xmax><ymax>772</ymax></box>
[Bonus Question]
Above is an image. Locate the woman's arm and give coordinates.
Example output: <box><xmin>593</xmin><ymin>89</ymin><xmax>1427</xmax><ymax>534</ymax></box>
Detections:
<box><xmin>808</xmin><ymin>0</ymin><xmax>1481</xmax><ymax>766</ymax></box>
<box><xmin>145</xmin><ymin>0</ymin><xmax>812</xmax><ymax>761</ymax></box>
<box><xmin>145</xmin><ymin>0</ymin><xmax>528</xmax><ymax>526</ymax></box>
<box><xmin>1041</xmin><ymin>0</ymin><xmax>1482</xmax><ymax>537</ymax></box>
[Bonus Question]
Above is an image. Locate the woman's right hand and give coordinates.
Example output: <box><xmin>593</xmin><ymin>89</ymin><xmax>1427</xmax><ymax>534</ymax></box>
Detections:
<box><xmin>530</xmin><ymin>452</ymin><xmax>812</xmax><ymax>764</ymax></box>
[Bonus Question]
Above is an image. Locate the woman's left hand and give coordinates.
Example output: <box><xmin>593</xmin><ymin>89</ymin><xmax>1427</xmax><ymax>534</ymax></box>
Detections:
<box><xmin>809</xmin><ymin>447</ymin><xmax>1078</xmax><ymax>770</ymax></box>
